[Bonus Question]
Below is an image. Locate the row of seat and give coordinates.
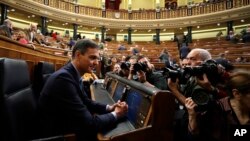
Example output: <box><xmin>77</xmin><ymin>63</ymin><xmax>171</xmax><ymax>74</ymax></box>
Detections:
<box><xmin>0</xmin><ymin>58</ymin><xmax>75</xmax><ymax>141</ymax></box>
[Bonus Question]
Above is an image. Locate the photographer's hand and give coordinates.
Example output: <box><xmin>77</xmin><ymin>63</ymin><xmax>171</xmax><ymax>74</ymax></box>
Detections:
<box><xmin>137</xmin><ymin>70</ymin><xmax>147</xmax><ymax>83</ymax></box>
<box><xmin>138</xmin><ymin>70</ymin><xmax>155</xmax><ymax>87</ymax></box>
<box><xmin>185</xmin><ymin>97</ymin><xmax>197</xmax><ymax>117</ymax></box>
<box><xmin>168</xmin><ymin>78</ymin><xmax>186</xmax><ymax>105</ymax></box>
<box><xmin>185</xmin><ymin>97</ymin><xmax>199</xmax><ymax>134</ymax></box>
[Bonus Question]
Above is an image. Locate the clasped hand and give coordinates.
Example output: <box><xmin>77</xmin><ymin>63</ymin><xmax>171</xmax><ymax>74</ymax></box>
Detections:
<box><xmin>109</xmin><ymin>100</ymin><xmax>128</xmax><ymax>118</ymax></box>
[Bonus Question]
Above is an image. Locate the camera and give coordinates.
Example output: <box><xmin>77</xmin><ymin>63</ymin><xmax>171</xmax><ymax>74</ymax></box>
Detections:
<box><xmin>133</xmin><ymin>62</ymin><xmax>148</xmax><ymax>72</ymax></box>
<box><xmin>120</xmin><ymin>62</ymin><xmax>148</xmax><ymax>73</ymax></box>
<box><xmin>162</xmin><ymin>67</ymin><xmax>189</xmax><ymax>84</ymax></box>
<box><xmin>120</xmin><ymin>62</ymin><xmax>131</xmax><ymax>70</ymax></box>
<box><xmin>162</xmin><ymin>59</ymin><xmax>219</xmax><ymax>85</ymax></box>
<box><xmin>183</xmin><ymin>59</ymin><xmax>219</xmax><ymax>86</ymax></box>
<box><xmin>184</xmin><ymin>78</ymin><xmax>215</xmax><ymax>112</ymax></box>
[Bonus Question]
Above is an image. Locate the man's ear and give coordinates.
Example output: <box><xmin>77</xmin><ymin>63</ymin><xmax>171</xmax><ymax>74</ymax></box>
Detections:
<box><xmin>75</xmin><ymin>50</ymin><xmax>82</xmax><ymax>58</ymax></box>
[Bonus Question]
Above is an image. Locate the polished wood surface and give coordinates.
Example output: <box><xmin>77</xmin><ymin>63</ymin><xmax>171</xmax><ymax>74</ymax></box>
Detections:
<box><xmin>0</xmin><ymin>35</ymin><xmax>69</xmax><ymax>66</ymax></box>
<box><xmin>91</xmin><ymin>73</ymin><xmax>175</xmax><ymax>141</ymax></box>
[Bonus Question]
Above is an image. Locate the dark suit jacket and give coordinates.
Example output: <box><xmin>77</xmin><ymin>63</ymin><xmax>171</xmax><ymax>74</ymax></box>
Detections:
<box><xmin>38</xmin><ymin>63</ymin><xmax>116</xmax><ymax>141</ymax></box>
<box><xmin>179</xmin><ymin>46</ymin><xmax>190</xmax><ymax>59</ymax></box>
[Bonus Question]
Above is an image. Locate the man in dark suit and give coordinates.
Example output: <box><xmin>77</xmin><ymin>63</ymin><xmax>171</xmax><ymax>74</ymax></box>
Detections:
<box><xmin>38</xmin><ymin>39</ymin><xmax>128</xmax><ymax>141</ymax></box>
<box><xmin>179</xmin><ymin>45</ymin><xmax>191</xmax><ymax>59</ymax></box>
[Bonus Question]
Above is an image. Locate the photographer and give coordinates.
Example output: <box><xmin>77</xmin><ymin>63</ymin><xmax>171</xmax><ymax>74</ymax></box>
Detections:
<box><xmin>112</xmin><ymin>63</ymin><xmax>121</xmax><ymax>75</ymax></box>
<box><xmin>119</xmin><ymin>55</ymin><xmax>137</xmax><ymax>79</ymax></box>
<box><xmin>135</xmin><ymin>55</ymin><xmax>168</xmax><ymax>90</ymax></box>
<box><xmin>168</xmin><ymin>48</ymin><xmax>215</xmax><ymax>105</ymax></box>
<box><xmin>186</xmin><ymin>69</ymin><xmax>250</xmax><ymax>141</ymax></box>
<box><xmin>167</xmin><ymin>48</ymin><xmax>226</xmax><ymax>141</ymax></box>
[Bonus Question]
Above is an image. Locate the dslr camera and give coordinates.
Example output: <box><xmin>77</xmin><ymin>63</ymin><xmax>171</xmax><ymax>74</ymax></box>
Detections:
<box><xmin>120</xmin><ymin>62</ymin><xmax>131</xmax><ymax>70</ymax></box>
<box><xmin>133</xmin><ymin>62</ymin><xmax>148</xmax><ymax>72</ymax></box>
<box><xmin>184</xmin><ymin>77</ymin><xmax>216</xmax><ymax>112</ymax></box>
<box><xmin>120</xmin><ymin>62</ymin><xmax>148</xmax><ymax>73</ymax></box>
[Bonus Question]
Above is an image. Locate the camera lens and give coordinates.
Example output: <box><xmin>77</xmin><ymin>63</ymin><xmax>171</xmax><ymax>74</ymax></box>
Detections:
<box><xmin>192</xmin><ymin>90</ymin><xmax>210</xmax><ymax>106</ymax></box>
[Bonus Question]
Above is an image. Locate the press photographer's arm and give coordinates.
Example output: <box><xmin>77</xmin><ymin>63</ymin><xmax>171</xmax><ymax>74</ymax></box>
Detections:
<box><xmin>167</xmin><ymin>78</ymin><xmax>187</xmax><ymax>105</ymax></box>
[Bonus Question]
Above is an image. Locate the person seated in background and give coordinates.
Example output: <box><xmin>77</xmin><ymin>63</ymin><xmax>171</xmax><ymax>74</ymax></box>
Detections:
<box><xmin>215</xmin><ymin>53</ymin><xmax>234</xmax><ymax>72</ymax></box>
<box><xmin>17</xmin><ymin>30</ymin><xmax>28</xmax><ymax>45</ymax></box>
<box><xmin>16</xmin><ymin>30</ymin><xmax>36</xmax><ymax>49</ymax></box>
<box><xmin>51</xmin><ymin>31</ymin><xmax>57</xmax><ymax>40</ymax></box>
<box><xmin>118</xmin><ymin>44</ymin><xmax>126</xmax><ymax>50</ymax></box>
<box><xmin>235</xmin><ymin>56</ymin><xmax>247</xmax><ymax>63</ymax></box>
<box><xmin>226</xmin><ymin>30</ymin><xmax>239</xmax><ymax>43</ymax></box>
<box><xmin>26</xmin><ymin>23</ymin><xmax>41</xmax><ymax>44</ymax></box>
<box><xmin>242</xmin><ymin>26</ymin><xmax>250</xmax><ymax>43</ymax></box>
<box><xmin>131</xmin><ymin>45</ymin><xmax>140</xmax><ymax>55</ymax></box>
<box><xmin>226</xmin><ymin>30</ymin><xmax>234</xmax><ymax>40</ymax></box>
<box><xmin>38</xmin><ymin>39</ymin><xmax>128</xmax><ymax>141</ymax></box>
<box><xmin>185</xmin><ymin>69</ymin><xmax>250</xmax><ymax>141</ymax></box>
<box><xmin>0</xmin><ymin>19</ymin><xmax>13</xmax><ymax>38</ymax></box>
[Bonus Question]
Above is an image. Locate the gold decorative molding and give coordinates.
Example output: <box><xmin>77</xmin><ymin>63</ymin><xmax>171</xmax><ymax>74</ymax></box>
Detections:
<box><xmin>1</xmin><ymin>0</ymin><xmax>250</xmax><ymax>29</ymax></box>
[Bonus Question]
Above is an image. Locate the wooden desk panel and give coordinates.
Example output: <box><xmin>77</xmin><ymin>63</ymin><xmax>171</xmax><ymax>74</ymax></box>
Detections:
<box><xmin>91</xmin><ymin>73</ymin><xmax>175</xmax><ymax>141</ymax></box>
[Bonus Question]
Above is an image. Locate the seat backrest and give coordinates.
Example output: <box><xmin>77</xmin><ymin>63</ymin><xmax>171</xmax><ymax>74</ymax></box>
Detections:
<box><xmin>33</xmin><ymin>61</ymin><xmax>55</xmax><ymax>100</ymax></box>
<box><xmin>0</xmin><ymin>58</ymin><xmax>38</xmax><ymax>141</ymax></box>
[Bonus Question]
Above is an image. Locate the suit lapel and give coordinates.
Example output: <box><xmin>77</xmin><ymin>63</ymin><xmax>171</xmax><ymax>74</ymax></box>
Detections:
<box><xmin>65</xmin><ymin>63</ymin><xmax>88</xmax><ymax>99</ymax></box>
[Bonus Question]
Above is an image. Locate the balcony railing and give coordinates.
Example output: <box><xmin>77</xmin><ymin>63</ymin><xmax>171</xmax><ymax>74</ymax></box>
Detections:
<box><xmin>33</xmin><ymin>0</ymin><xmax>250</xmax><ymax>20</ymax></box>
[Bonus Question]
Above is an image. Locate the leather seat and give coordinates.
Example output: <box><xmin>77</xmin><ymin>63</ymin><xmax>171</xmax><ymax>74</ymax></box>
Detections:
<box><xmin>0</xmin><ymin>58</ymin><xmax>38</xmax><ymax>141</ymax></box>
<box><xmin>0</xmin><ymin>58</ymin><xmax>75</xmax><ymax>141</ymax></box>
<box><xmin>33</xmin><ymin>61</ymin><xmax>55</xmax><ymax>101</ymax></box>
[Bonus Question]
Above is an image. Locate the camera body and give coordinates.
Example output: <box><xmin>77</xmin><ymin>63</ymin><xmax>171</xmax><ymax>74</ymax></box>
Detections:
<box><xmin>184</xmin><ymin>59</ymin><xmax>219</xmax><ymax>86</ymax></box>
<box><xmin>133</xmin><ymin>62</ymin><xmax>148</xmax><ymax>72</ymax></box>
<box><xmin>162</xmin><ymin>59</ymin><xmax>219</xmax><ymax>85</ymax></box>
<box><xmin>120</xmin><ymin>62</ymin><xmax>148</xmax><ymax>73</ymax></box>
<box><xmin>120</xmin><ymin>62</ymin><xmax>131</xmax><ymax>70</ymax></box>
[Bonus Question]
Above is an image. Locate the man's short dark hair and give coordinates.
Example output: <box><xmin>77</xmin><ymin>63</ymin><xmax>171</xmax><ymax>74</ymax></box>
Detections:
<box><xmin>72</xmin><ymin>39</ymin><xmax>99</xmax><ymax>58</ymax></box>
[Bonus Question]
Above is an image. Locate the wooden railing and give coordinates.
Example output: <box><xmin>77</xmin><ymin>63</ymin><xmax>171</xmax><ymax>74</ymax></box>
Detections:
<box><xmin>0</xmin><ymin>35</ymin><xmax>70</xmax><ymax>69</ymax></box>
<box><xmin>33</xmin><ymin>0</ymin><xmax>250</xmax><ymax>20</ymax></box>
